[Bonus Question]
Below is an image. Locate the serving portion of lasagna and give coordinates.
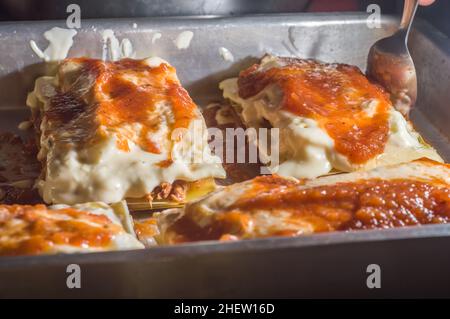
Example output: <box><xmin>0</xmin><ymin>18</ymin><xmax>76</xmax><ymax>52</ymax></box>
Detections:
<box><xmin>220</xmin><ymin>55</ymin><xmax>441</xmax><ymax>179</ymax></box>
<box><xmin>26</xmin><ymin>57</ymin><xmax>225</xmax><ymax>205</ymax></box>
<box><xmin>0</xmin><ymin>201</ymin><xmax>144</xmax><ymax>256</ymax></box>
<box><xmin>149</xmin><ymin>159</ymin><xmax>450</xmax><ymax>244</ymax></box>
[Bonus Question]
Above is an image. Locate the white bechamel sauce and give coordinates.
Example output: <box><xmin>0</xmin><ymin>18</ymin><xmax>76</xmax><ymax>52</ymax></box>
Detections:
<box><xmin>101</xmin><ymin>29</ymin><xmax>120</xmax><ymax>60</ymax></box>
<box><xmin>386</xmin><ymin>110</ymin><xmax>422</xmax><ymax>149</ymax></box>
<box><xmin>220</xmin><ymin>77</ymin><xmax>338</xmax><ymax>178</ymax></box>
<box><xmin>151</xmin><ymin>32</ymin><xmax>162</xmax><ymax>44</ymax></box>
<box><xmin>120</xmin><ymin>38</ymin><xmax>134</xmax><ymax>58</ymax></box>
<box><xmin>219</xmin><ymin>55</ymin><xmax>442</xmax><ymax>179</ymax></box>
<box><xmin>174</xmin><ymin>31</ymin><xmax>194</xmax><ymax>49</ymax></box>
<box><xmin>30</xmin><ymin>27</ymin><xmax>77</xmax><ymax>61</ymax></box>
<box><xmin>27</xmin><ymin>58</ymin><xmax>225</xmax><ymax>205</ymax></box>
<box><xmin>219</xmin><ymin>47</ymin><xmax>234</xmax><ymax>62</ymax></box>
<box><xmin>35</xmin><ymin>122</ymin><xmax>224</xmax><ymax>205</ymax></box>
<box><xmin>29</xmin><ymin>40</ymin><xmax>46</xmax><ymax>59</ymax></box>
<box><xmin>101</xmin><ymin>29</ymin><xmax>134</xmax><ymax>61</ymax></box>
<box><xmin>144</xmin><ymin>56</ymin><xmax>168</xmax><ymax>68</ymax></box>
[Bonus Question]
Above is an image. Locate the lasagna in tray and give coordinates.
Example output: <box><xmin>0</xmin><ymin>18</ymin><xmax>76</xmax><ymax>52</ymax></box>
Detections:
<box><xmin>0</xmin><ymin>201</ymin><xmax>143</xmax><ymax>256</ymax></box>
<box><xmin>220</xmin><ymin>55</ymin><xmax>442</xmax><ymax>179</ymax></box>
<box><xmin>146</xmin><ymin>159</ymin><xmax>450</xmax><ymax>244</ymax></box>
<box><xmin>26</xmin><ymin>57</ymin><xmax>225</xmax><ymax>207</ymax></box>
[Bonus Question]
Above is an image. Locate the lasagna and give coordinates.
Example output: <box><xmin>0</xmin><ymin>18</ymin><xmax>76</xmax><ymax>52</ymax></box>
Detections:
<box><xmin>26</xmin><ymin>57</ymin><xmax>225</xmax><ymax>206</ymax></box>
<box><xmin>0</xmin><ymin>201</ymin><xmax>144</xmax><ymax>256</ymax></box>
<box><xmin>150</xmin><ymin>159</ymin><xmax>450</xmax><ymax>244</ymax></box>
<box><xmin>220</xmin><ymin>55</ymin><xmax>441</xmax><ymax>179</ymax></box>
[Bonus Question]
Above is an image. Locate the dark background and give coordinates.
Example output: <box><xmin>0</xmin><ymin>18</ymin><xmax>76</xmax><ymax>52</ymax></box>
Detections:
<box><xmin>0</xmin><ymin>0</ymin><xmax>448</xmax><ymax>37</ymax></box>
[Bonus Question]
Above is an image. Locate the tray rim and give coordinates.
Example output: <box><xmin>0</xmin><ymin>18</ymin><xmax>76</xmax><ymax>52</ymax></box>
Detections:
<box><xmin>0</xmin><ymin>11</ymin><xmax>400</xmax><ymax>27</ymax></box>
<box><xmin>1</xmin><ymin>223</ymin><xmax>450</xmax><ymax>268</ymax></box>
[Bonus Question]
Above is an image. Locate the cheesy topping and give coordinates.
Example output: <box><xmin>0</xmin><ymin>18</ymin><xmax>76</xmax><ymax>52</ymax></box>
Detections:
<box><xmin>154</xmin><ymin>159</ymin><xmax>450</xmax><ymax>244</ymax></box>
<box><xmin>220</xmin><ymin>55</ymin><xmax>441</xmax><ymax>179</ymax></box>
<box><xmin>0</xmin><ymin>202</ymin><xmax>143</xmax><ymax>256</ymax></box>
<box><xmin>27</xmin><ymin>57</ymin><xmax>225</xmax><ymax>204</ymax></box>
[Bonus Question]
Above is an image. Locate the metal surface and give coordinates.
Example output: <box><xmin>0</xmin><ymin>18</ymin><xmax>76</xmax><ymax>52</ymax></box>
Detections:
<box><xmin>0</xmin><ymin>13</ymin><xmax>450</xmax><ymax>297</ymax></box>
<box><xmin>367</xmin><ymin>0</ymin><xmax>418</xmax><ymax>114</ymax></box>
<box><xmin>1</xmin><ymin>0</ymin><xmax>311</xmax><ymax>20</ymax></box>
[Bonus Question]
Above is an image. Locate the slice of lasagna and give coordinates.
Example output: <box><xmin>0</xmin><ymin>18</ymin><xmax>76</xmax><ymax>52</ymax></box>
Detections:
<box><xmin>0</xmin><ymin>201</ymin><xmax>144</xmax><ymax>256</ymax></box>
<box><xmin>150</xmin><ymin>159</ymin><xmax>450</xmax><ymax>244</ymax></box>
<box><xmin>220</xmin><ymin>55</ymin><xmax>442</xmax><ymax>179</ymax></box>
<box><xmin>26</xmin><ymin>57</ymin><xmax>225</xmax><ymax>206</ymax></box>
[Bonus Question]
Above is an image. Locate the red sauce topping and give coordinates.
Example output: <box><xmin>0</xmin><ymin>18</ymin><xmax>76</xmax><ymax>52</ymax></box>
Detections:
<box><xmin>133</xmin><ymin>218</ymin><xmax>159</xmax><ymax>241</ymax></box>
<box><xmin>237</xmin><ymin>57</ymin><xmax>392</xmax><ymax>164</ymax></box>
<box><xmin>234</xmin><ymin>177</ymin><xmax>450</xmax><ymax>229</ymax></box>
<box><xmin>48</xmin><ymin>58</ymin><xmax>197</xmax><ymax>153</ymax></box>
<box><xmin>0</xmin><ymin>204</ymin><xmax>121</xmax><ymax>256</ymax></box>
<box><xmin>167</xmin><ymin>175</ymin><xmax>450</xmax><ymax>243</ymax></box>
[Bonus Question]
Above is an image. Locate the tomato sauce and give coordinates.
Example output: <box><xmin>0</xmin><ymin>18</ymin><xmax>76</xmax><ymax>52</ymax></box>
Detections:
<box><xmin>238</xmin><ymin>58</ymin><xmax>392</xmax><ymax>164</ymax></box>
<box><xmin>167</xmin><ymin>175</ymin><xmax>450</xmax><ymax>242</ymax></box>
<box><xmin>48</xmin><ymin>58</ymin><xmax>197</xmax><ymax>153</ymax></box>
<box><xmin>0</xmin><ymin>204</ymin><xmax>120</xmax><ymax>256</ymax></box>
<box><xmin>233</xmin><ymin>177</ymin><xmax>450</xmax><ymax>230</ymax></box>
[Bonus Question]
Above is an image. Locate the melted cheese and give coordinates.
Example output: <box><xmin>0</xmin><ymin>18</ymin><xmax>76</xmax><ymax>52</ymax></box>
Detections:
<box><xmin>27</xmin><ymin>57</ymin><xmax>225</xmax><ymax>205</ymax></box>
<box><xmin>220</xmin><ymin>55</ymin><xmax>442</xmax><ymax>179</ymax></box>
<box><xmin>0</xmin><ymin>201</ymin><xmax>143</xmax><ymax>256</ymax></box>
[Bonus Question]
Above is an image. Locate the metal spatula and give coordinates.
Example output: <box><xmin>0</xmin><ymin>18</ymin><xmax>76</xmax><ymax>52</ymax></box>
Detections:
<box><xmin>367</xmin><ymin>0</ymin><xmax>419</xmax><ymax>116</ymax></box>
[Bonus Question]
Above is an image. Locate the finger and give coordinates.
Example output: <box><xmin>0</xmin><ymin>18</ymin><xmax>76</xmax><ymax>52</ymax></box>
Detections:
<box><xmin>419</xmin><ymin>0</ymin><xmax>436</xmax><ymax>6</ymax></box>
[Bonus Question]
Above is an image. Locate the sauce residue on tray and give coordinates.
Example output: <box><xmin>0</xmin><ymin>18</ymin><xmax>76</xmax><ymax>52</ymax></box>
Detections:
<box><xmin>47</xmin><ymin>58</ymin><xmax>197</xmax><ymax>153</ymax></box>
<box><xmin>0</xmin><ymin>204</ymin><xmax>120</xmax><ymax>256</ymax></box>
<box><xmin>166</xmin><ymin>175</ymin><xmax>450</xmax><ymax>243</ymax></box>
<box><xmin>237</xmin><ymin>58</ymin><xmax>392</xmax><ymax>164</ymax></box>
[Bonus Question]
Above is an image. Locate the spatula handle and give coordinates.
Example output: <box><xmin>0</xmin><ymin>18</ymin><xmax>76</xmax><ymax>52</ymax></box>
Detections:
<box><xmin>400</xmin><ymin>0</ymin><xmax>419</xmax><ymax>37</ymax></box>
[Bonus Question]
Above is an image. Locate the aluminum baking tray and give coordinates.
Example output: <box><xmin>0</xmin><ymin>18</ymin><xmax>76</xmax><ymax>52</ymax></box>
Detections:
<box><xmin>0</xmin><ymin>13</ymin><xmax>450</xmax><ymax>298</ymax></box>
